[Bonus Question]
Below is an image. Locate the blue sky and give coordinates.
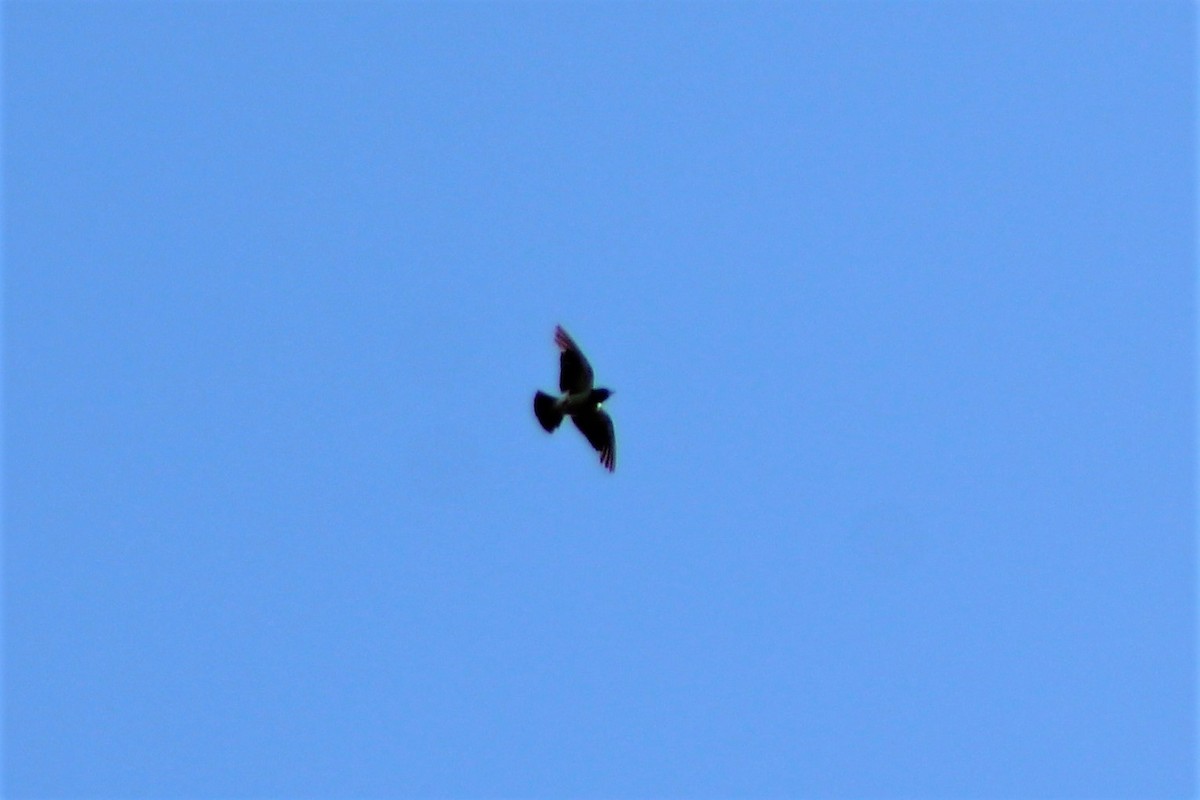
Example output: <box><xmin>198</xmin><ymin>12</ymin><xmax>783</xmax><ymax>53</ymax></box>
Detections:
<box><xmin>4</xmin><ymin>2</ymin><xmax>1194</xmax><ymax>798</ymax></box>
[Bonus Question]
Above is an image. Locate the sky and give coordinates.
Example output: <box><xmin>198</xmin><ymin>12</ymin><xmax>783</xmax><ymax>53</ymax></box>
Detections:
<box><xmin>3</xmin><ymin>2</ymin><xmax>1195</xmax><ymax>798</ymax></box>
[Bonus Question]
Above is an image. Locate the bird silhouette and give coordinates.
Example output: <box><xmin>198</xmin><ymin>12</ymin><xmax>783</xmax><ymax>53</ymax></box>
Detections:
<box><xmin>533</xmin><ymin>325</ymin><xmax>616</xmax><ymax>472</ymax></box>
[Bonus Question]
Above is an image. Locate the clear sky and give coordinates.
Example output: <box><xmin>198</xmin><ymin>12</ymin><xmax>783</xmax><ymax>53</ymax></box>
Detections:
<box><xmin>4</xmin><ymin>2</ymin><xmax>1194</xmax><ymax>798</ymax></box>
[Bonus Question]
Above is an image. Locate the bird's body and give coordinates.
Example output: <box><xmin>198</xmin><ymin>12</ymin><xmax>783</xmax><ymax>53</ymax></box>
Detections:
<box><xmin>534</xmin><ymin>326</ymin><xmax>616</xmax><ymax>472</ymax></box>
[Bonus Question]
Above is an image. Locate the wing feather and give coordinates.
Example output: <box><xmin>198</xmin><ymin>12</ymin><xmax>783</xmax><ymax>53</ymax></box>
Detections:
<box><xmin>555</xmin><ymin>326</ymin><xmax>594</xmax><ymax>393</ymax></box>
<box><xmin>572</xmin><ymin>409</ymin><xmax>615</xmax><ymax>472</ymax></box>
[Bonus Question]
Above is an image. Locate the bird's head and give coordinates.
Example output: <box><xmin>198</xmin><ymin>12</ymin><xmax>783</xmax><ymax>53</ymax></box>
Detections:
<box><xmin>592</xmin><ymin>388</ymin><xmax>613</xmax><ymax>404</ymax></box>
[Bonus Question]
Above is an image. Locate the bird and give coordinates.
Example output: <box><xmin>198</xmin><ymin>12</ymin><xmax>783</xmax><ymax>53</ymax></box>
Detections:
<box><xmin>533</xmin><ymin>325</ymin><xmax>616</xmax><ymax>472</ymax></box>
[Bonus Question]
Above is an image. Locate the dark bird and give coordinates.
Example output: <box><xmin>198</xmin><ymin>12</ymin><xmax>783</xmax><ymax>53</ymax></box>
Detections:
<box><xmin>533</xmin><ymin>325</ymin><xmax>616</xmax><ymax>472</ymax></box>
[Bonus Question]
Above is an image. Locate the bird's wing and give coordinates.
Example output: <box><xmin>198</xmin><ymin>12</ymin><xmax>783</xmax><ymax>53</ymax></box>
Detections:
<box><xmin>572</xmin><ymin>408</ymin><xmax>615</xmax><ymax>472</ymax></box>
<box><xmin>555</xmin><ymin>325</ymin><xmax>594</xmax><ymax>394</ymax></box>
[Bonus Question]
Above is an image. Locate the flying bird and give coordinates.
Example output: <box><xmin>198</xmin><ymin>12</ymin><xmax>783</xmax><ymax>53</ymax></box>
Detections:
<box><xmin>533</xmin><ymin>325</ymin><xmax>616</xmax><ymax>472</ymax></box>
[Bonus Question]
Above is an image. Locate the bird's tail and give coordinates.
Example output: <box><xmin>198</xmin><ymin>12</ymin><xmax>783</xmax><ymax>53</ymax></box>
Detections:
<box><xmin>533</xmin><ymin>391</ymin><xmax>563</xmax><ymax>432</ymax></box>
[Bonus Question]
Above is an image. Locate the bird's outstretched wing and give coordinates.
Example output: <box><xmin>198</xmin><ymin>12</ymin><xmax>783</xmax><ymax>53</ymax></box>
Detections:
<box><xmin>572</xmin><ymin>408</ymin><xmax>615</xmax><ymax>472</ymax></box>
<box><xmin>555</xmin><ymin>326</ymin><xmax>594</xmax><ymax>394</ymax></box>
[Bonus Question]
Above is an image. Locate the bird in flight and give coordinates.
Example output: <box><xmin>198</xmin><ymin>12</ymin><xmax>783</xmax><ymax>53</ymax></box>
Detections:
<box><xmin>533</xmin><ymin>325</ymin><xmax>616</xmax><ymax>472</ymax></box>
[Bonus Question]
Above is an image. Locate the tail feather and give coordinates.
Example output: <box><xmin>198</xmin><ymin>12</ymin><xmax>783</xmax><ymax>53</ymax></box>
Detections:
<box><xmin>533</xmin><ymin>391</ymin><xmax>563</xmax><ymax>432</ymax></box>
